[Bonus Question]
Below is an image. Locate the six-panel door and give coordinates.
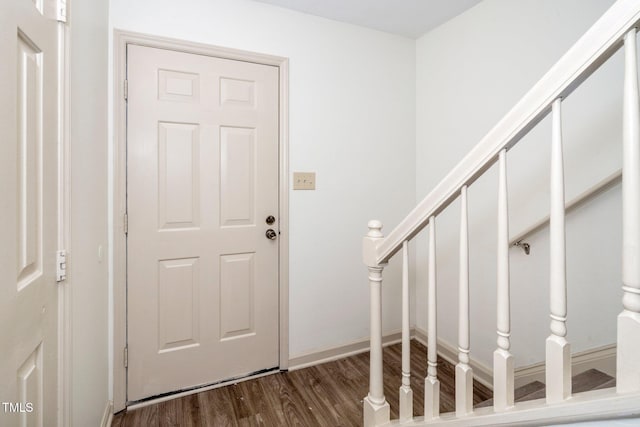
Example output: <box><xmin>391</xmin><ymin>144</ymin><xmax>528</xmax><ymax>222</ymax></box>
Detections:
<box><xmin>126</xmin><ymin>45</ymin><xmax>280</xmax><ymax>401</ymax></box>
<box><xmin>0</xmin><ymin>1</ymin><xmax>60</xmax><ymax>425</ymax></box>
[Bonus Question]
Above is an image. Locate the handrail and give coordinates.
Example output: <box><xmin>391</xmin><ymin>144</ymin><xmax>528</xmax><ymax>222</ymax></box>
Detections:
<box><xmin>375</xmin><ymin>0</ymin><xmax>640</xmax><ymax>265</ymax></box>
<box><xmin>509</xmin><ymin>169</ymin><xmax>622</xmax><ymax>247</ymax></box>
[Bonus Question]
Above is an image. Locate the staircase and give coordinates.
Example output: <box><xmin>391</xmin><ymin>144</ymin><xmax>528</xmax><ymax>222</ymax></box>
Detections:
<box><xmin>476</xmin><ymin>369</ymin><xmax>615</xmax><ymax>409</ymax></box>
<box><xmin>361</xmin><ymin>0</ymin><xmax>640</xmax><ymax>425</ymax></box>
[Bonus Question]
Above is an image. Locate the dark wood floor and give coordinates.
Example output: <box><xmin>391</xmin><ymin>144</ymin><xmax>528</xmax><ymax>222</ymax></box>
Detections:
<box><xmin>112</xmin><ymin>340</ymin><xmax>492</xmax><ymax>426</ymax></box>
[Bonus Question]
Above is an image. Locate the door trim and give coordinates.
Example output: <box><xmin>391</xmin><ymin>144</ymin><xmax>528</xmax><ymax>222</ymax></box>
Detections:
<box><xmin>112</xmin><ymin>30</ymin><xmax>289</xmax><ymax>412</ymax></box>
<box><xmin>57</xmin><ymin>19</ymin><xmax>71</xmax><ymax>427</ymax></box>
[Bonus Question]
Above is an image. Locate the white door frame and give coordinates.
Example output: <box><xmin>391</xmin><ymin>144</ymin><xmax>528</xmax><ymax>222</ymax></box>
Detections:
<box><xmin>112</xmin><ymin>30</ymin><xmax>289</xmax><ymax>412</ymax></box>
<box><xmin>57</xmin><ymin>17</ymin><xmax>72</xmax><ymax>427</ymax></box>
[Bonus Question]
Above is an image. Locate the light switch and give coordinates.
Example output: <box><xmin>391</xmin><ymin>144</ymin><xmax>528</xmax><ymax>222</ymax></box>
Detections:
<box><xmin>293</xmin><ymin>172</ymin><xmax>316</xmax><ymax>190</ymax></box>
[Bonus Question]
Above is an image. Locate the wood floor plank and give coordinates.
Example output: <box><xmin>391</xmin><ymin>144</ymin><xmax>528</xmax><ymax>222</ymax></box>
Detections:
<box><xmin>288</xmin><ymin>368</ymin><xmax>344</xmax><ymax>425</ymax></box>
<box><xmin>314</xmin><ymin>358</ymin><xmax>365</xmax><ymax>426</ymax></box>
<box><xmin>126</xmin><ymin>402</ymin><xmax>158</xmax><ymax>426</ymax></box>
<box><xmin>271</xmin><ymin>371</ymin><xmax>321</xmax><ymax>426</ymax></box>
<box><xmin>111</xmin><ymin>340</ymin><xmax>496</xmax><ymax>426</ymax></box>
<box><xmin>239</xmin><ymin>376</ymin><xmax>285</xmax><ymax>426</ymax></box>
<box><xmin>156</xmin><ymin>397</ymin><xmax>182</xmax><ymax>427</ymax></box>
<box><xmin>197</xmin><ymin>385</ymin><xmax>237</xmax><ymax>427</ymax></box>
<box><xmin>180</xmin><ymin>394</ymin><xmax>201</xmax><ymax>427</ymax></box>
<box><xmin>228</xmin><ymin>382</ymin><xmax>255</xmax><ymax>422</ymax></box>
<box><xmin>253</xmin><ymin>374</ymin><xmax>288</xmax><ymax>425</ymax></box>
<box><xmin>295</xmin><ymin>364</ymin><xmax>357</xmax><ymax>426</ymax></box>
<box><xmin>110</xmin><ymin>410</ymin><xmax>127</xmax><ymax>427</ymax></box>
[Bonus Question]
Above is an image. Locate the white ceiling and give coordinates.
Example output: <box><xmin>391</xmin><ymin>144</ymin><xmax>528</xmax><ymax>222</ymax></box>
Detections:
<box><xmin>250</xmin><ymin>0</ymin><xmax>483</xmax><ymax>39</ymax></box>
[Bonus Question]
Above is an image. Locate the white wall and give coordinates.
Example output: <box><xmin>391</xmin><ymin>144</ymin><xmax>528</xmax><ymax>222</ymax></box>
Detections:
<box><xmin>108</xmin><ymin>0</ymin><xmax>416</xmax><ymax>360</ymax></box>
<box><xmin>415</xmin><ymin>0</ymin><xmax>623</xmax><ymax>369</ymax></box>
<box><xmin>69</xmin><ymin>0</ymin><xmax>110</xmax><ymax>424</ymax></box>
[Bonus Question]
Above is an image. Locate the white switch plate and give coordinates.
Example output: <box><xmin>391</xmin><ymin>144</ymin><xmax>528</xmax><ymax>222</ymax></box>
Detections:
<box><xmin>293</xmin><ymin>172</ymin><xmax>316</xmax><ymax>190</ymax></box>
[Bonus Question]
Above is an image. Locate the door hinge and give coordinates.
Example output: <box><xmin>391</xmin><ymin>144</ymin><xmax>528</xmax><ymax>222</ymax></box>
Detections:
<box><xmin>124</xmin><ymin>79</ymin><xmax>128</xmax><ymax>101</ymax></box>
<box><xmin>124</xmin><ymin>212</ymin><xmax>128</xmax><ymax>235</ymax></box>
<box><xmin>124</xmin><ymin>346</ymin><xmax>128</xmax><ymax>368</ymax></box>
<box><xmin>56</xmin><ymin>250</ymin><xmax>67</xmax><ymax>282</ymax></box>
<box><xmin>56</xmin><ymin>0</ymin><xmax>67</xmax><ymax>22</ymax></box>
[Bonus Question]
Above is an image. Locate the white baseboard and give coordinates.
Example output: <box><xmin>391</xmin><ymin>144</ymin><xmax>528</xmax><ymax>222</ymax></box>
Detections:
<box><xmin>288</xmin><ymin>328</ymin><xmax>616</xmax><ymax>393</ymax></box>
<box><xmin>514</xmin><ymin>344</ymin><xmax>616</xmax><ymax>388</ymax></box>
<box><xmin>101</xmin><ymin>400</ymin><xmax>113</xmax><ymax>427</ymax></box>
<box><xmin>411</xmin><ymin>328</ymin><xmax>616</xmax><ymax>391</ymax></box>
<box><xmin>288</xmin><ymin>327</ymin><xmax>493</xmax><ymax>390</ymax></box>
<box><xmin>288</xmin><ymin>330</ymin><xmax>403</xmax><ymax>371</ymax></box>
<box><xmin>413</xmin><ymin>328</ymin><xmax>494</xmax><ymax>390</ymax></box>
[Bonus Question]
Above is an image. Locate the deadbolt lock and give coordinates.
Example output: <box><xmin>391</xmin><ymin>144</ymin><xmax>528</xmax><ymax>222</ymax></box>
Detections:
<box><xmin>266</xmin><ymin>215</ymin><xmax>276</xmax><ymax>225</ymax></box>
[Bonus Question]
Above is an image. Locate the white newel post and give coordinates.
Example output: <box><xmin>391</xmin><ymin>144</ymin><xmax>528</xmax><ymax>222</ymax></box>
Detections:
<box><xmin>546</xmin><ymin>98</ymin><xmax>572</xmax><ymax>403</ymax></box>
<box><xmin>425</xmin><ymin>216</ymin><xmax>440</xmax><ymax>420</ymax></box>
<box><xmin>618</xmin><ymin>28</ymin><xmax>640</xmax><ymax>394</ymax></box>
<box><xmin>399</xmin><ymin>240</ymin><xmax>413</xmax><ymax>422</ymax></box>
<box><xmin>456</xmin><ymin>186</ymin><xmax>473</xmax><ymax>417</ymax></box>
<box><xmin>362</xmin><ymin>220</ymin><xmax>390</xmax><ymax>426</ymax></box>
<box><xmin>494</xmin><ymin>149</ymin><xmax>514</xmax><ymax>411</ymax></box>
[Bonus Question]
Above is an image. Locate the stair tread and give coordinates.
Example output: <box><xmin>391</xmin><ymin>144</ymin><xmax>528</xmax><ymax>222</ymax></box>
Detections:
<box><xmin>517</xmin><ymin>369</ymin><xmax>614</xmax><ymax>401</ymax></box>
<box><xmin>593</xmin><ymin>377</ymin><xmax>616</xmax><ymax>390</ymax></box>
<box><xmin>475</xmin><ymin>380</ymin><xmax>545</xmax><ymax>408</ymax></box>
<box><xmin>572</xmin><ymin>368</ymin><xmax>614</xmax><ymax>393</ymax></box>
<box><xmin>476</xmin><ymin>369</ymin><xmax>614</xmax><ymax>407</ymax></box>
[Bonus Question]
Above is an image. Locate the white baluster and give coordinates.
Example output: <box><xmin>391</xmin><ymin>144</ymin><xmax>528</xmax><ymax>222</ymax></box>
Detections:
<box><xmin>618</xmin><ymin>28</ymin><xmax>640</xmax><ymax>394</ymax></box>
<box><xmin>494</xmin><ymin>149</ymin><xmax>514</xmax><ymax>411</ymax></box>
<box><xmin>456</xmin><ymin>185</ymin><xmax>473</xmax><ymax>417</ymax></box>
<box><xmin>399</xmin><ymin>240</ymin><xmax>413</xmax><ymax>421</ymax></box>
<box><xmin>362</xmin><ymin>220</ymin><xmax>390</xmax><ymax>426</ymax></box>
<box><xmin>425</xmin><ymin>216</ymin><xmax>440</xmax><ymax>420</ymax></box>
<box><xmin>546</xmin><ymin>98</ymin><xmax>571</xmax><ymax>403</ymax></box>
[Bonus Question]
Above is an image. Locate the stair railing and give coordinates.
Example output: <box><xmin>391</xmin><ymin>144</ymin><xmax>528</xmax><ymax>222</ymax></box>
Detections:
<box><xmin>362</xmin><ymin>0</ymin><xmax>640</xmax><ymax>425</ymax></box>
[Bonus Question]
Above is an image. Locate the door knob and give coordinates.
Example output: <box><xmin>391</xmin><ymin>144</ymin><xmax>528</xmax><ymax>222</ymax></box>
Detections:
<box><xmin>265</xmin><ymin>229</ymin><xmax>277</xmax><ymax>240</ymax></box>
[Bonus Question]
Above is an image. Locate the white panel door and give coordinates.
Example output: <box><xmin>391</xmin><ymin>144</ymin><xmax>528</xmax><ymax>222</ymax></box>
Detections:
<box><xmin>0</xmin><ymin>1</ymin><xmax>60</xmax><ymax>426</ymax></box>
<box><xmin>127</xmin><ymin>45</ymin><xmax>280</xmax><ymax>401</ymax></box>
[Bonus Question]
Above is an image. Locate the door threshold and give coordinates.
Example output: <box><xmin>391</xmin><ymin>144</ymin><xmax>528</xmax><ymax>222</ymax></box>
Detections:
<box><xmin>126</xmin><ymin>367</ymin><xmax>281</xmax><ymax>410</ymax></box>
